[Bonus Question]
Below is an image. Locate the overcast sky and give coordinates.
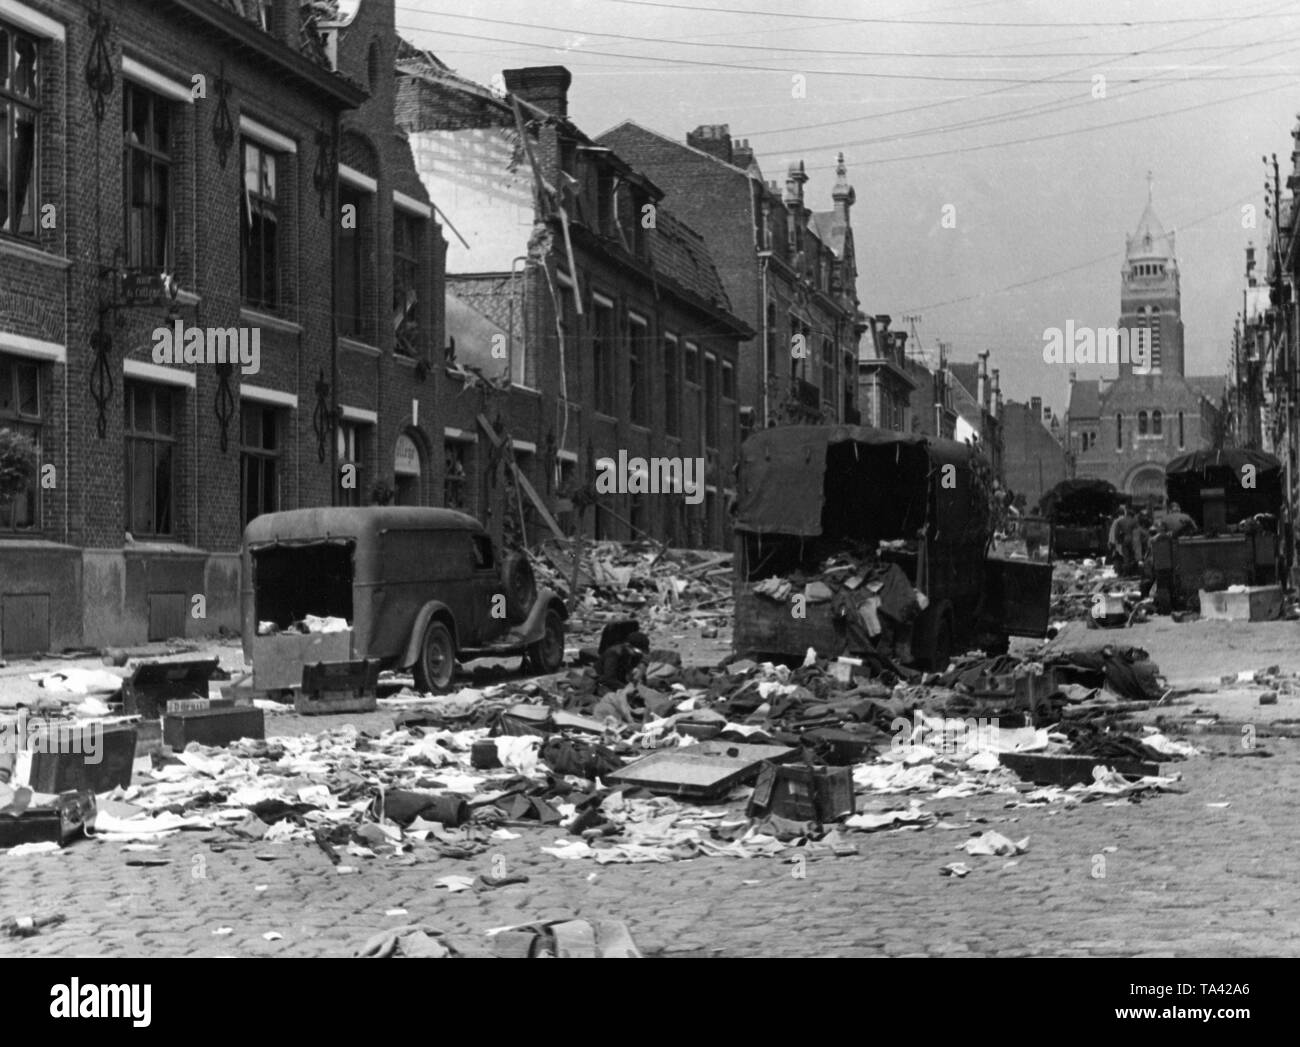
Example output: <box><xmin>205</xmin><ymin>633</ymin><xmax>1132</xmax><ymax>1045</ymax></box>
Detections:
<box><xmin>399</xmin><ymin>0</ymin><xmax>1300</xmax><ymax>413</ymax></box>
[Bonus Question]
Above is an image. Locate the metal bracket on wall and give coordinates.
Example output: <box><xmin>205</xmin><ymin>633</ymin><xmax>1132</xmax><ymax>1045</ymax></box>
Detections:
<box><xmin>312</xmin><ymin>370</ymin><xmax>338</xmax><ymax>464</ymax></box>
<box><xmin>212</xmin><ymin>63</ymin><xmax>234</xmax><ymax>169</ymax></box>
<box><xmin>214</xmin><ymin>362</ymin><xmax>236</xmax><ymax>452</ymax></box>
<box><xmin>85</xmin><ymin>3</ymin><xmax>114</xmax><ymax>124</ymax></box>
<box><xmin>90</xmin><ymin>323</ymin><xmax>113</xmax><ymax>440</ymax></box>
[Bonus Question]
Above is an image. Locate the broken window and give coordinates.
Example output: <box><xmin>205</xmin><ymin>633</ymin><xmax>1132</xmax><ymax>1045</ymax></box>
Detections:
<box><xmin>0</xmin><ymin>22</ymin><xmax>39</xmax><ymax>239</ymax></box>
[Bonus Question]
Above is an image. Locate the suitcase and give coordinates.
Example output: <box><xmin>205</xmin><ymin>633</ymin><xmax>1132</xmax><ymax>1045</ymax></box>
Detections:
<box><xmin>163</xmin><ymin>705</ymin><xmax>264</xmax><ymax>749</ymax></box>
<box><xmin>0</xmin><ymin>790</ymin><xmax>95</xmax><ymax>848</ymax></box>
<box><xmin>26</xmin><ymin>722</ymin><xmax>138</xmax><ymax>793</ymax></box>
<box><xmin>746</xmin><ymin>762</ymin><xmax>855</xmax><ymax>823</ymax></box>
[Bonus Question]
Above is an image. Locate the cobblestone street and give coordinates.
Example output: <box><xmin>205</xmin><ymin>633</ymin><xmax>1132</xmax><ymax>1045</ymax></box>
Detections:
<box><xmin>4</xmin><ymin>622</ymin><xmax>1299</xmax><ymax>959</ymax></box>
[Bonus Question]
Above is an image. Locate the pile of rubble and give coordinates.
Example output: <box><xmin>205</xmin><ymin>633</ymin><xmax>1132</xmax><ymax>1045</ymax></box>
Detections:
<box><xmin>2</xmin><ymin>629</ymin><xmax>1195</xmax><ymax>883</ymax></box>
<box><xmin>533</xmin><ymin>540</ymin><xmax>733</xmax><ymax>641</ymax></box>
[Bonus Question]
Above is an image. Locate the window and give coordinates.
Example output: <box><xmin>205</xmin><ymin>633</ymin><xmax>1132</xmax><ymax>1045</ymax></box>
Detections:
<box><xmin>821</xmin><ymin>338</ymin><xmax>834</xmax><ymax>407</ymax></box>
<box><xmin>663</xmin><ymin>334</ymin><xmax>680</xmax><ymax>436</ymax></box>
<box><xmin>444</xmin><ymin>440</ymin><xmax>468</xmax><ymax>510</ymax></box>
<box><xmin>337</xmin><ymin>421</ymin><xmax>367</xmax><ymax>507</ymax></box>
<box><xmin>721</xmin><ymin>360</ymin><xmax>735</xmax><ymax>401</ymax></box>
<box><xmin>124</xmin><ymin>381</ymin><xmax>177</xmax><ymax>537</ymax></box>
<box><xmin>629</xmin><ymin>493</ymin><xmax>646</xmax><ymax>537</ymax></box>
<box><xmin>337</xmin><ymin>185</ymin><xmax>364</xmax><ymax>337</ymax></box>
<box><xmin>123</xmin><ymin>84</ymin><xmax>172</xmax><ymax>270</ymax></box>
<box><xmin>704</xmin><ymin>352</ymin><xmax>719</xmax><ymax>449</ymax></box>
<box><xmin>1116</xmin><ymin>413</ymin><xmax>1123</xmax><ymax>449</ymax></box>
<box><xmin>0</xmin><ymin>21</ymin><xmax>39</xmax><ymax>239</ymax></box>
<box><xmin>1152</xmin><ymin>409</ymin><xmax>1162</xmax><ymax>436</ymax></box>
<box><xmin>1138</xmin><ymin>410</ymin><xmax>1148</xmax><ymax>436</ymax></box>
<box><xmin>394</xmin><ymin>210</ymin><xmax>421</xmax><ymax>356</ymax></box>
<box><xmin>596</xmin><ymin>167</ymin><xmax>614</xmax><ymax>236</ymax></box>
<box><xmin>1178</xmin><ymin>411</ymin><xmax>1185</xmax><ymax>449</ymax></box>
<box><xmin>684</xmin><ymin>342</ymin><xmax>699</xmax><ymax>385</ymax></box>
<box><xmin>0</xmin><ymin>353</ymin><xmax>40</xmax><ymax>530</ymax></box>
<box><xmin>789</xmin><ymin>317</ymin><xmax>801</xmax><ymax>380</ymax></box>
<box><xmin>628</xmin><ymin>315</ymin><xmax>648</xmax><ymax>425</ymax></box>
<box><xmin>592</xmin><ymin>300</ymin><xmax>615</xmax><ymax>414</ymax></box>
<box><xmin>471</xmin><ymin>533</ymin><xmax>494</xmax><ymax>570</ymax></box>
<box><xmin>240</xmin><ymin>403</ymin><xmax>280</xmax><ymax>525</ymax></box>
<box><xmin>241</xmin><ymin>139</ymin><xmax>280</xmax><ymax>309</ymax></box>
<box><xmin>1149</xmin><ymin>306</ymin><xmax>1161</xmax><ymax>370</ymax></box>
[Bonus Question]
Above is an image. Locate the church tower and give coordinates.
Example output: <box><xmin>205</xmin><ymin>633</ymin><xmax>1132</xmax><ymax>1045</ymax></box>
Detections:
<box><xmin>1118</xmin><ymin>175</ymin><xmax>1184</xmax><ymax>377</ymax></box>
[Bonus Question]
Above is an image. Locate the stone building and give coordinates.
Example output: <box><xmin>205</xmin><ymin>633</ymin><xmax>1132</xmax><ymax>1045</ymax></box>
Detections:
<box><xmin>0</xmin><ymin>0</ymin><xmax>439</xmax><ymax>654</ymax></box>
<box><xmin>1001</xmin><ymin>397</ymin><xmax>1070</xmax><ymax>507</ymax></box>
<box><xmin>593</xmin><ymin>121</ymin><xmax>864</xmax><ymax>437</ymax></box>
<box><xmin>1066</xmin><ymin>189</ymin><xmax>1223</xmax><ymax>501</ymax></box>
<box><xmin>395</xmin><ymin>62</ymin><xmax>751</xmax><ymax>549</ymax></box>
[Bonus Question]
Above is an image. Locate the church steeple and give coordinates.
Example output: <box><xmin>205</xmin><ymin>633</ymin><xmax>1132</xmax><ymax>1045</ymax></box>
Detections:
<box><xmin>1118</xmin><ymin>177</ymin><xmax>1183</xmax><ymax>377</ymax></box>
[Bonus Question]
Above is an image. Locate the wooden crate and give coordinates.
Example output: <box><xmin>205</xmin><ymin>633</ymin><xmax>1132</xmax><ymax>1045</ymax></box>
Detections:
<box><xmin>1198</xmin><ymin>585</ymin><xmax>1282</xmax><ymax>622</ymax></box>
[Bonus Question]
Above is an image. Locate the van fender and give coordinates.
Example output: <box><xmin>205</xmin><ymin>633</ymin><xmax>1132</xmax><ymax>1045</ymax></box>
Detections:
<box><xmin>401</xmin><ymin>601</ymin><xmax>459</xmax><ymax>670</ymax></box>
<box><xmin>516</xmin><ymin>587</ymin><xmax>568</xmax><ymax>645</ymax></box>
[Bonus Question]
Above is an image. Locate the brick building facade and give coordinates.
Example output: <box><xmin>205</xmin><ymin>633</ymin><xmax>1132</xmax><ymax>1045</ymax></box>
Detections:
<box><xmin>395</xmin><ymin>60</ymin><xmax>751</xmax><ymax>550</ymax></box>
<box><xmin>595</xmin><ymin>121</ymin><xmax>863</xmax><ymax>436</ymax></box>
<box><xmin>0</xmin><ymin>0</ymin><xmax>440</xmax><ymax>655</ymax></box>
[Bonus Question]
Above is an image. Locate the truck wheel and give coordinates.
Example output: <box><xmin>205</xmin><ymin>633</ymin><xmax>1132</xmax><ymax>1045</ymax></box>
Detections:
<box><xmin>414</xmin><ymin>620</ymin><xmax>456</xmax><ymax>693</ymax></box>
<box><xmin>525</xmin><ymin>609</ymin><xmax>566</xmax><ymax>673</ymax></box>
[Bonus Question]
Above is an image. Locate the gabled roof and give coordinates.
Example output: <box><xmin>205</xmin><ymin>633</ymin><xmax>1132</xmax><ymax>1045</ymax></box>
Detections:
<box><xmin>651</xmin><ymin>209</ymin><xmax>733</xmax><ymax>314</ymax></box>
<box><xmin>948</xmin><ymin>362</ymin><xmax>981</xmax><ymax>401</ymax></box>
<box><xmin>1068</xmin><ymin>378</ymin><xmax>1101</xmax><ymax>420</ymax></box>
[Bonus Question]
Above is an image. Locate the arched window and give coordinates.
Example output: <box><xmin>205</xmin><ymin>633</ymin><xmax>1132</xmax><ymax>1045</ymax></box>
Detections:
<box><xmin>1116</xmin><ymin>413</ymin><xmax>1123</xmax><ymax>448</ymax></box>
<box><xmin>1138</xmin><ymin>410</ymin><xmax>1148</xmax><ymax>435</ymax></box>
<box><xmin>1152</xmin><ymin>409</ymin><xmax>1162</xmax><ymax>435</ymax></box>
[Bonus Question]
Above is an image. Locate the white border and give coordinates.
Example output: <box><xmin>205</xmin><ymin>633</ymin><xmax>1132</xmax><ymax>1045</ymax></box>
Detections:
<box><xmin>240</xmin><ymin>385</ymin><xmax>298</xmax><ymax>409</ymax></box>
<box><xmin>240</xmin><ymin>115</ymin><xmax>297</xmax><ymax>155</ymax></box>
<box><xmin>511</xmin><ymin>439</ymin><xmax>537</xmax><ymax>454</ymax></box>
<box><xmin>393</xmin><ymin>190</ymin><xmax>432</xmax><ymax>218</ymax></box>
<box><xmin>628</xmin><ymin>311</ymin><xmax>649</xmax><ymax>327</ymax></box>
<box><xmin>0</xmin><ymin>1</ymin><xmax>64</xmax><ymax>40</ymax></box>
<box><xmin>0</xmin><ymin>331</ymin><xmax>65</xmax><ymax>364</ymax></box>
<box><xmin>123</xmin><ymin>359</ymin><xmax>195</xmax><ymax>389</ymax></box>
<box><xmin>339</xmin><ymin>164</ymin><xmax>377</xmax><ymax>193</ymax></box>
<box><xmin>592</xmin><ymin>292</ymin><xmax>614</xmax><ymax>309</ymax></box>
<box><xmin>121</xmin><ymin>56</ymin><xmax>194</xmax><ymax>104</ymax></box>
<box><xmin>340</xmin><ymin>405</ymin><xmax>378</xmax><ymax>424</ymax></box>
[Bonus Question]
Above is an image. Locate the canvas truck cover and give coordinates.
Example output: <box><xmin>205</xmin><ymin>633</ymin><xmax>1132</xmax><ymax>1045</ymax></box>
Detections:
<box><xmin>1165</xmin><ymin>448</ymin><xmax>1283</xmax><ymax>522</ymax></box>
<box><xmin>735</xmin><ymin>424</ymin><xmax>988</xmax><ymax>540</ymax></box>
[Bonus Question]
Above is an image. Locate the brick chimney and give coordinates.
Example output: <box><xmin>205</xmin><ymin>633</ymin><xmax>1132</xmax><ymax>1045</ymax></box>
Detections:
<box><xmin>784</xmin><ymin>160</ymin><xmax>807</xmax><ymax>208</ymax></box>
<box><xmin>977</xmin><ymin>350</ymin><xmax>989</xmax><ymax>407</ymax></box>
<box><xmin>1031</xmin><ymin>395</ymin><xmax>1042</xmax><ymax>419</ymax></box>
<box><xmin>732</xmin><ymin>137</ymin><xmax>754</xmax><ymax>169</ymax></box>
<box><xmin>686</xmin><ymin>124</ymin><xmax>733</xmax><ymax>165</ymax></box>
<box><xmin>503</xmin><ymin>66</ymin><xmax>572</xmax><ymax>119</ymax></box>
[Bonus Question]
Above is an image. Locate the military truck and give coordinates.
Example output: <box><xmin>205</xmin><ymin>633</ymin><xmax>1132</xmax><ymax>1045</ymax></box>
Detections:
<box><xmin>732</xmin><ymin>426</ymin><xmax>1052</xmax><ymax>671</ymax></box>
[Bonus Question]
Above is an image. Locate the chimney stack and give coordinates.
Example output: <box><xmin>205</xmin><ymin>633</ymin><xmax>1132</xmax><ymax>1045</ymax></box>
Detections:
<box><xmin>732</xmin><ymin>137</ymin><xmax>754</xmax><ymax>169</ymax></box>
<box><xmin>503</xmin><ymin>66</ymin><xmax>573</xmax><ymax>119</ymax></box>
<box><xmin>991</xmin><ymin>369</ymin><xmax>1001</xmax><ymax>419</ymax></box>
<box><xmin>1031</xmin><ymin>396</ymin><xmax>1042</xmax><ymax>419</ymax></box>
<box><xmin>686</xmin><ymin>124</ymin><xmax>733</xmax><ymax>165</ymax></box>
<box><xmin>977</xmin><ymin>350</ymin><xmax>990</xmax><ymax>407</ymax></box>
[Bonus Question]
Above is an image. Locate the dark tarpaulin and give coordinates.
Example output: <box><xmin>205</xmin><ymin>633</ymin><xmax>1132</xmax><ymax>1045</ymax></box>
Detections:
<box><xmin>735</xmin><ymin>424</ymin><xmax>985</xmax><ymax>538</ymax></box>
<box><xmin>1038</xmin><ymin>478</ymin><xmax>1123</xmax><ymax>524</ymax></box>
<box><xmin>1165</xmin><ymin>447</ymin><xmax>1283</xmax><ymax>521</ymax></box>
